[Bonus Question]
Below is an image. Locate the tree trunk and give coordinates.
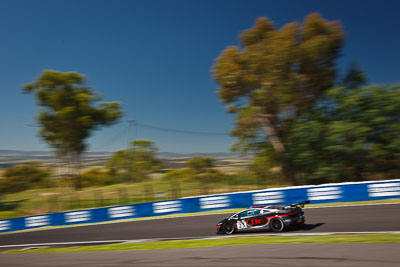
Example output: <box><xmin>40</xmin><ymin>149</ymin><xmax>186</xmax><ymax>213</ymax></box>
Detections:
<box><xmin>257</xmin><ymin>114</ymin><xmax>286</xmax><ymax>153</ymax></box>
<box><xmin>257</xmin><ymin>114</ymin><xmax>298</xmax><ymax>185</ymax></box>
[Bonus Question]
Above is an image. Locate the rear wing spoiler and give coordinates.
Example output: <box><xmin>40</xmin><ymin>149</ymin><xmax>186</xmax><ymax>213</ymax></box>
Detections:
<box><xmin>290</xmin><ymin>200</ymin><xmax>310</xmax><ymax>208</ymax></box>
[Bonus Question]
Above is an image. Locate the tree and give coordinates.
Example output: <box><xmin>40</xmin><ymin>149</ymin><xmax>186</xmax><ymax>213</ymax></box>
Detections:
<box><xmin>107</xmin><ymin>139</ymin><xmax>164</xmax><ymax>182</ymax></box>
<box><xmin>187</xmin><ymin>157</ymin><xmax>215</xmax><ymax>174</ymax></box>
<box><xmin>213</xmin><ymin>13</ymin><xmax>344</xmax><ymax>185</ymax></box>
<box><xmin>130</xmin><ymin>140</ymin><xmax>164</xmax><ymax>181</ymax></box>
<box><xmin>342</xmin><ymin>63</ymin><xmax>367</xmax><ymax>89</ymax></box>
<box><xmin>289</xmin><ymin>85</ymin><xmax>400</xmax><ymax>184</ymax></box>
<box><xmin>251</xmin><ymin>149</ymin><xmax>282</xmax><ymax>185</ymax></box>
<box><xmin>187</xmin><ymin>157</ymin><xmax>219</xmax><ymax>185</ymax></box>
<box><xmin>162</xmin><ymin>169</ymin><xmax>192</xmax><ymax>182</ymax></box>
<box><xmin>0</xmin><ymin>164</ymin><xmax>52</xmax><ymax>194</ymax></box>
<box><xmin>76</xmin><ymin>168</ymin><xmax>115</xmax><ymax>188</ymax></box>
<box><xmin>106</xmin><ymin>149</ymin><xmax>130</xmax><ymax>179</ymax></box>
<box><xmin>23</xmin><ymin>70</ymin><xmax>123</xmax><ymax>189</ymax></box>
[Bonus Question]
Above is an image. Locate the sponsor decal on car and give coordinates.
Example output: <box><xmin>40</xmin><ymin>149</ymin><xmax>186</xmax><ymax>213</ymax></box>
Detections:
<box><xmin>368</xmin><ymin>183</ymin><xmax>400</xmax><ymax>197</ymax></box>
<box><xmin>252</xmin><ymin>191</ymin><xmax>284</xmax><ymax>205</ymax></box>
<box><xmin>153</xmin><ymin>200</ymin><xmax>182</xmax><ymax>213</ymax></box>
<box><xmin>246</xmin><ymin>217</ymin><xmax>267</xmax><ymax>227</ymax></box>
<box><xmin>65</xmin><ymin>211</ymin><xmax>91</xmax><ymax>223</ymax></box>
<box><xmin>25</xmin><ymin>215</ymin><xmax>50</xmax><ymax>228</ymax></box>
<box><xmin>307</xmin><ymin>187</ymin><xmax>342</xmax><ymax>201</ymax></box>
<box><xmin>108</xmin><ymin>206</ymin><xmax>135</xmax><ymax>218</ymax></box>
<box><xmin>200</xmin><ymin>196</ymin><xmax>230</xmax><ymax>209</ymax></box>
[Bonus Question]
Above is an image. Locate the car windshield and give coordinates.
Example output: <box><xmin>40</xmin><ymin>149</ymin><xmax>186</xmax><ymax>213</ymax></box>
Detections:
<box><xmin>238</xmin><ymin>209</ymin><xmax>260</xmax><ymax>218</ymax></box>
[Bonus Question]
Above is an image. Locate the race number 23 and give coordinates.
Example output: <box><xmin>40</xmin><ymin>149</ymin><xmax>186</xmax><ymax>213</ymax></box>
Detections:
<box><xmin>237</xmin><ymin>220</ymin><xmax>248</xmax><ymax>229</ymax></box>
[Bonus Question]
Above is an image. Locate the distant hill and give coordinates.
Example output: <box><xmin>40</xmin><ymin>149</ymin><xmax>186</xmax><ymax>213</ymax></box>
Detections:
<box><xmin>0</xmin><ymin>150</ymin><xmax>112</xmax><ymax>156</ymax></box>
<box><xmin>0</xmin><ymin>150</ymin><xmax>240</xmax><ymax>158</ymax></box>
<box><xmin>0</xmin><ymin>150</ymin><xmax>111</xmax><ymax>169</ymax></box>
<box><xmin>0</xmin><ymin>150</ymin><xmax>52</xmax><ymax>156</ymax></box>
<box><xmin>0</xmin><ymin>150</ymin><xmax>251</xmax><ymax>170</ymax></box>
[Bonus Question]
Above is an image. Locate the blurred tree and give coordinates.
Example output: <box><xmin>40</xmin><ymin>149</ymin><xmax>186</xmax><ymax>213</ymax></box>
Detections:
<box><xmin>251</xmin><ymin>148</ymin><xmax>282</xmax><ymax>185</ymax></box>
<box><xmin>107</xmin><ymin>140</ymin><xmax>164</xmax><ymax>182</ymax></box>
<box><xmin>342</xmin><ymin>63</ymin><xmax>368</xmax><ymax>89</ymax></box>
<box><xmin>289</xmin><ymin>85</ymin><xmax>400</xmax><ymax>183</ymax></box>
<box><xmin>130</xmin><ymin>140</ymin><xmax>164</xmax><ymax>181</ymax></box>
<box><xmin>0</xmin><ymin>164</ymin><xmax>52</xmax><ymax>194</ymax></box>
<box><xmin>213</xmin><ymin>13</ymin><xmax>344</xmax><ymax>185</ymax></box>
<box><xmin>187</xmin><ymin>157</ymin><xmax>219</xmax><ymax>185</ymax></box>
<box><xmin>187</xmin><ymin>157</ymin><xmax>215</xmax><ymax>174</ymax></box>
<box><xmin>23</xmin><ymin>70</ymin><xmax>123</xmax><ymax>189</ymax></box>
<box><xmin>75</xmin><ymin>168</ymin><xmax>115</xmax><ymax>188</ymax></box>
<box><xmin>162</xmin><ymin>169</ymin><xmax>192</xmax><ymax>182</ymax></box>
<box><xmin>106</xmin><ymin>149</ymin><xmax>130</xmax><ymax>179</ymax></box>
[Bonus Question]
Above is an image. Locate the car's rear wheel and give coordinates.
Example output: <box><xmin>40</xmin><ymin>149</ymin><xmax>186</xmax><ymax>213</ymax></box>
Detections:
<box><xmin>222</xmin><ymin>221</ymin><xmax>235</xmax><ymax>235</ymax></box>
<box><xmin>270</xmin><ymin>218</ymin><xmax>285</xmax><ymax>232</ymax></box>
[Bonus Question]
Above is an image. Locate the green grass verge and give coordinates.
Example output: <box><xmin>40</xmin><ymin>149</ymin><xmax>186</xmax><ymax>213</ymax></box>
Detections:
<box><xmin>4</xmin><ymin>234</ymin><xmax>400</xmax><ymax>254</ymax></box>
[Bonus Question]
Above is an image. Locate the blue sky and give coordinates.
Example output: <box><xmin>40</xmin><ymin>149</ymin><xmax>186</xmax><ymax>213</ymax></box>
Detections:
<box><xmin>0</xmin><ymin>0</ymin><xmax>399</xmax><ymax>153</ymax></box>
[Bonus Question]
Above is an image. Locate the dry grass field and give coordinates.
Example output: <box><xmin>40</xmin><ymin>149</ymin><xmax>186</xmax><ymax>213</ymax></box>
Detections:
<box><xmin>0</xmin><ymin>150</ymin><xmax>259</xmax><ymax>219</ymax></box>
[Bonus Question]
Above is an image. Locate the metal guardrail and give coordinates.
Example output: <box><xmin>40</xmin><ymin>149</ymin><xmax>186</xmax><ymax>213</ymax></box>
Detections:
<box><xmin>0</xmin><ymin>179</ymin><xmax>399</xmax><ymax>233</ymax></box>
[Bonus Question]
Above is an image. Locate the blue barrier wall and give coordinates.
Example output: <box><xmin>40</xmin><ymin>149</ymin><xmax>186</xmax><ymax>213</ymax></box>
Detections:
<box><xmin>1</xmin><ymin>179</ymin><xmax>399</xmax><ymax>233</ymax></box>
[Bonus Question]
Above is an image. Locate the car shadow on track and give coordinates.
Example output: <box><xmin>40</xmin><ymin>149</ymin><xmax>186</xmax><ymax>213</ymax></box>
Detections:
<box><xmin>226</xmin><ymin>223</ymin><xmax>326</xmax><ymax>235</ymax></box>
<box><xmin>295</xmin><ymin>223</ymin><xmax>325</xmax><ymax>231</ymax></box>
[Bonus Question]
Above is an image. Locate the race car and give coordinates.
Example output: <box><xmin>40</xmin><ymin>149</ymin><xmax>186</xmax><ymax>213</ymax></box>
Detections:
<box><xmin>216</xmin><ymin>200</ymin><xmax>310</xmax><ymax>234</ymax></box>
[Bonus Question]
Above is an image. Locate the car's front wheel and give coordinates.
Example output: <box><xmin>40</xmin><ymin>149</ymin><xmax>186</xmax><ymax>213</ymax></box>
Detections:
<box><xmin>270</xmin><ymin>218</ymin><xmax>285</xmax><ymax>232</ymax></box>
<box><xmin>222</xmin><ymin>221</ymin><xmax>235</xmax><ymax>235</ymax></box>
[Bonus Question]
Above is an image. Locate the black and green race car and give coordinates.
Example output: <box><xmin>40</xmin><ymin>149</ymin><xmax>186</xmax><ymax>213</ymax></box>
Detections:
<box><xmin>216</xmin><ymin>201</ymin><xmax>309</xmax><ymax>234</ymax></box>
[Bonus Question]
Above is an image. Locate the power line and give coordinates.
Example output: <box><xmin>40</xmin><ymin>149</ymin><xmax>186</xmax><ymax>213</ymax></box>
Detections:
<box><xmin>137</xmin><ymin>122</ymin><xmax>231</xmax><ymax>136</ymax></box>
<box><xmin>27</xmin><ymin>120</ymin><xmax>231</xmax><ymax>152</ymax></box>
<box><xmin>92</xmin><ymin>126</ymin><xmax>127</xmax><ymax>150</ymax></box>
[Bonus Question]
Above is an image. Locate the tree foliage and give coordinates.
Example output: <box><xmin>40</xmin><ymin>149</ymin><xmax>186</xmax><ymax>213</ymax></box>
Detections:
<box><xmin>74</xmin><ymin>168</ymin><xmax>116</xmax><ymax>188</ymax></box>
<box><xmin>23</xmin><ymin>70</ymin><xmax>123</xmax><ymax>189</ymax></box>
<box><xmin>162</xmin><ymin>169</ymin><xmax>193</xmax><ymax>182</ymax></box>
<box><xmin>186</xmin><ymin>157</ymin><xmax>220</xmax><ymax>184</ymax></box>
<box><xmin>250</xmin><ymin>148</ymin><xmax>282</xmax><ymax>185</ymax></box>
<box><xmin>0</xmin><ymin>164</ymin><xmax>52</xmax><ymax>194</ymax></box>
<box><xmin>23</xmin><ymin>70</ymin><xmax>122</xmax><ymax>158</ymax></box>
<box><xmin>289</xmin><ymin>85</ymin><xmax>400</xmax><ymax>184</ymax></box>
<box><xmin>187</xmin><ymin>157</ymin><xmax>215</xmax><ymax>174</ymax></box>
<box><xmin>106</xmin><ymin>149</ymin><xmax>130</xmax><ymax>178</ymax></box>
<box><xmin>130</xmin><ymin>140</ymin><xmax>164</xmax><ymax>180</ymax></box>
<box><xmin>213</xmin><ymin>13</ymin><xmax>344</xmax><ymax>185</ymax></box>
<box><xmin>342</xmin><ymin>63</ymin><xmax>368</xmax><ymax>89</ymax></box>
<box><xmin>107</xmin><ymin>139</ymin><xmax>164</xmax><ymax>182</ymax></box>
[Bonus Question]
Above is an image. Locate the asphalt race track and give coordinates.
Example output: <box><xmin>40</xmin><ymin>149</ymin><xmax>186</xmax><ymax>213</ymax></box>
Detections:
<box><xmin>1</xmin><ymin>203</ymin><xmax>400</xmax><ymax>248</ymax></box>
<box><xmin>1</xmin><ymin>243</ymin><xmax>400</xmax><ymax>267</ymax></box>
